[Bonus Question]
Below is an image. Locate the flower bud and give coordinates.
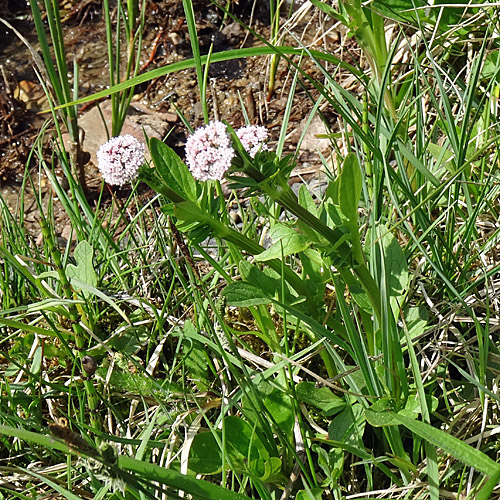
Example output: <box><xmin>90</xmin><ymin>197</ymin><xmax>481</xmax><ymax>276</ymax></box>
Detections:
<box><xmin>82</xmin><ymin>355</ymin><xmax>98</xmax><ymax>377</ymax></box>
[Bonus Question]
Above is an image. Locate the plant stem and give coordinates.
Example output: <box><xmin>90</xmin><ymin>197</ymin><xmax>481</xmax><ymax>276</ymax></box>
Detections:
<box><xmin>252</xmin><ymin>171</ymin><xmax>382</xmax><ymax>320</ymax></box>
<box><xmin>39</xmin><ymin>214</ymin><xmax>101</xmax><ymax>432</ymax></box>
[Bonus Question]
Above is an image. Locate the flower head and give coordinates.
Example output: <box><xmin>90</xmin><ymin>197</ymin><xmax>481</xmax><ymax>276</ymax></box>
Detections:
<box><xmin>236</xmin><ymin>125</ymin><xmax>268</xmax><ymax>158</ymax></box>
<box><xmin>96</xmin><ymin>135</ymin><xmax>145</xmax><ymax>186</ymax></box>
<box><xmin>185</xmin><ymin>121</ymin><xmax>235</xmax><ymax>181</ymax></box>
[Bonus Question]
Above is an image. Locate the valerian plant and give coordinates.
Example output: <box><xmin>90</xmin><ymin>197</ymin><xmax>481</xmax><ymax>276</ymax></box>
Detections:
<box><xmin>97</xmin><ymin>122</ymin><xmax>414</xmax><ymax>471</ymax></box>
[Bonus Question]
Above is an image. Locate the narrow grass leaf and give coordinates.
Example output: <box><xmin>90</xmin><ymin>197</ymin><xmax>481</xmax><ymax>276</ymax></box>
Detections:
<box><xmin>118</xmin><ymin>455</ymin><xmax>253</xmax><ymax>500</ymax></box>
<box><xmin>392</xmin><ymin>412</ymin><xmax>500</xmax><ymax>476</ymax></box>
<box><xmin>0</xmin><ymin>424</ymin><xmax>69</xmax><ymax>453</ymax></box>
<box><xmin>52</xmin><ymin>47</ymin><xmax>360</xmax><ymax>111</ymax></box>
<box><xmin>18</xmin><ymin>468</ymin><xmax>83</xmax><ymax>500</ymax></box>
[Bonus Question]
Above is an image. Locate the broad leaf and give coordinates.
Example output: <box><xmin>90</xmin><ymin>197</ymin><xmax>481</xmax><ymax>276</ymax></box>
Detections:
<box><xmin>328</xmin><ymin>404</ymin><xmax>365</xmax><ymax>446</ymax></box>
<box><xmin>67</xmin><ymin>241</ymin><xmax>97</xmax><ymax>297</ymax></box>
<box><xmin>149</xmin><ymin>138</ymin><xmax>197</xmax><ymax>202</ymax></box>
<box><xmin>239</xmin><ymin>260</ymin><xmax>282</xmax><ymax>299</ymax></box>
<box><xmin>296</xmin><ymin>382</ymin><xmax>345</xmax><ymax>416</ymax></box>
<box><xmin>222</xmin><ymin>282</ymin><xmax>272</xmax><ymax>307</ymax></box>
<box><xmin>255</xmin><ymin>223</ymin><xmax>310</xmax><ymax>261</ymax></box>
<box><xmin>189</xmin><ymin>431</ymin><xmax>223</xmax><ymax>475</ymax></box>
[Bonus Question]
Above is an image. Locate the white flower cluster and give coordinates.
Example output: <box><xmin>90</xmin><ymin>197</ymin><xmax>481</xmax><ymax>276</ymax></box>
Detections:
<box><xmin>96</xmin><ymin>134</ymin><xmax>145</xmax><ymax>186</ymax></box>
<box><xmin>185</xmin><ymin>121</ymin><xmax>269</xmax><ymax>181</ymax></box>
<box><xmin>185</xmin><ymin>121</ymin><xmax>235</xmax><ymax>181</ymax></box>
<box><xmin>236</xmin><ymin>125</ymin><xmax>269</xmax><ymax>158</ymax></box>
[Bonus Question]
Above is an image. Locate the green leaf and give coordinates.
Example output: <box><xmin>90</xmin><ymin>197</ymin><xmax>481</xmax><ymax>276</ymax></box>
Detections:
<box><xmin>222</xmin><ymin>282</ymin><xmax>272</xmax><ymax>307</ymax></box>
<box><xmin>0</xmin><ymin>424</ymin><xmax>69</xmax><ymax>454</ymax></box>
<box><xmin>296</xmin><ymin>488</ymin><xmax>325</xmax><ymax>500</ymax></box>
<box><xmin>296</xmin><ymin>187</ymin><xmax>325</xmax><ymax>244</ymax></box>
<box><xmin>239</xmin><ymin>261</ymin><xmax>281</xmax><ymax>299</ymax></box>
<box><xmin>404</xmin><ymin>306</ymin><xmax>428</xmax><ymax>341</ymax></box>
<box><xmin>298</xmin><ymin>184</ymin><xmax>319</xmax><ymax>217</ymax></box>
<box><xmin>366</xmin><ymin>407</ymin><xmax>500</xmax><ymax>479</ymax></box>
<box><xmin>481</xmin><ymin>49</ymin><xmax>500</xmax><ymax>81</ymax></box>
<box><xmin>19</xmin><ymin>468</ymin><xmax>84</xmax><ymax>500</ymax></box>
<box><xmin>370</xmin><ymin>0</ymin><xmax>426</xmax><ymax>23</ymax></box>
<box><xmin>255</xmin><ymin>224</ymin><xmax>310</xmax><ymax>261</ymax></box>
<box><xmin>365</xmin><ymin>406</ymin><xmax>397</xmax><ymax>427</ymax></box>
<box><xmin>119</xmin><ymin>455</ymin><xmax>253</xmax><ymax>500</ymax></box>
<box><xmin>368</xmin><ymin>227</ymin><xmax>408</xmax><ymax>316</ymax></box>
<box><xmin>31</xmin><ymin>346</ymin><xmax>42</xmax><ymax>376</ymax></box>
<box><xmin>108</xmin><ymin>326</ymin><xmax>149</xmax><ymax>355</ymax></box>
<box><xmin>189</xmin><ymin>417</ymin><xmax>278</xmax><ymax>481</ymax></box>
<box><xmin>300</xmin><ymin>248</ymin><xmax>325</xmax><ymax>300</ymax></box>
<box><xmin>149</xmin><ymin>138</ymin><xmax>197</xmax><ymax>202</ymax></box>
<box><xmin>314</xmin><ymin>444</ymin><xmax>344</xmax><ymax>487</ymax></box>
<box><xmin>251</xmin><ymin>456</ymin><xmax>283</xmax><ymax>483</ymax></box>
<box><xmin>66</xmin><ymin>241</ymin><xmax>97</xmax><ymax>297</ymax></box>
<box><xmin>339</xmin><ymin>153</ymin><xmax>362</xmax><ymax>221</ymax></box>
<box><xmin>383</xmin><ymin>230</ymin><xmax>408</xmax><ymax>315</ymax></box>
<box><xmin>309</xmin><ymin>0</ymin><xmax>340</xmax><ymax>19</ymax></box>
<box><xmin>189</xmin><ymin>431</ymin><xmax>223</xmax><ymax>475</ymax></box>
<box><xmin>328</xmin><ymin>404</ymin><xmax>365</xmax><ymax>446</ymax></box>
<box><xmin>242</xmin><ymin>377</ymin><xmax>295</xmax><ymax>440</ymax></box>
<box><xmin>182</xmin><ymin>323</ymin><xmax>211</xmax><ymax>392</ymax></box>
<box><xmin>224</xmin><ymin>416</ymin><xmax>269</xmax><ymax>467</ymax></box>
<box><xmin>392</xmin><ymin>412</ymin><xmax>500</xmax><ymax>477</ymax></box>
<box><xmin>296</xmin><ymin>382</ymin><xmax>345</xmax><ymax>416</ymax></box>
<box><xmin>69</xmin><ymin>277</ymin><xmax>131</xmax><ymax>324</ymax></box>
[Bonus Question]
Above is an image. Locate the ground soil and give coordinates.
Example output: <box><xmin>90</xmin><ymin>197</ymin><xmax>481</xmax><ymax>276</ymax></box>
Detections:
<box><xmin>0</xmin><ymin>0</ymin><xmax>359</xmax><ymax>240</ymax></box>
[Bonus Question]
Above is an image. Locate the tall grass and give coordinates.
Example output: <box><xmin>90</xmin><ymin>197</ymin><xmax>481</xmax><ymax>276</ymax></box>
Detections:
<box><xmin>1</xmin><ymin>0</ymin><xmax>500</xmax><ymax>499</ymax></box>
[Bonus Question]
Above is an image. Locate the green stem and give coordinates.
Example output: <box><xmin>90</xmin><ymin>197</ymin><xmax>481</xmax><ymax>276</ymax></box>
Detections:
<box><xmin>140</xmin><ymin>173</ymin><xmax>317</xmax><ymax>310</ymax></box>
<box><xmin>39</xmin><ymin>215</ymin><xmax>101</xmax><ymax>432</ymax></box>
<box><xmin>253</xmin><ymin>173</ymin><xmax>382</xmax><ymax>320</ymax></box>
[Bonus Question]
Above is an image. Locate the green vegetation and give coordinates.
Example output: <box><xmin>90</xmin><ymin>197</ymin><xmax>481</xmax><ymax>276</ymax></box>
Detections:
<box><xmin>1</xmin><ymin>0</ymin><xmax>500</xmax><ymax>498</ymax></box>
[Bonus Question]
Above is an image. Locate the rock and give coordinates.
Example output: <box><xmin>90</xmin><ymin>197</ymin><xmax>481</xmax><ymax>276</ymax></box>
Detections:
<box><xmin>77</xmin><ymin>100</ymin><xmax>173</xmax><ymax>165</ymax></box>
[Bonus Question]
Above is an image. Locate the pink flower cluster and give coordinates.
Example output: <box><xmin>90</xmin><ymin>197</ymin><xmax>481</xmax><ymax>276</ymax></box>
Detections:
<box><xmin>185</xmin><ymin>121</ymin><xmax>269</xmax><ymax>181</ymax></box>
<box><xmin>236</xmin><ymin>125</ymin><xmax>268</xmax><ymax>158</ymax></box>
<box><xmin>96</xmin><ymin>135</ymin><xmax>145</xmax><ymax>186</ymax></box>
<box><xmin>185</xmin><ymin>121</ymin><xmax>234</xmax><ymax>181</ymax></box>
